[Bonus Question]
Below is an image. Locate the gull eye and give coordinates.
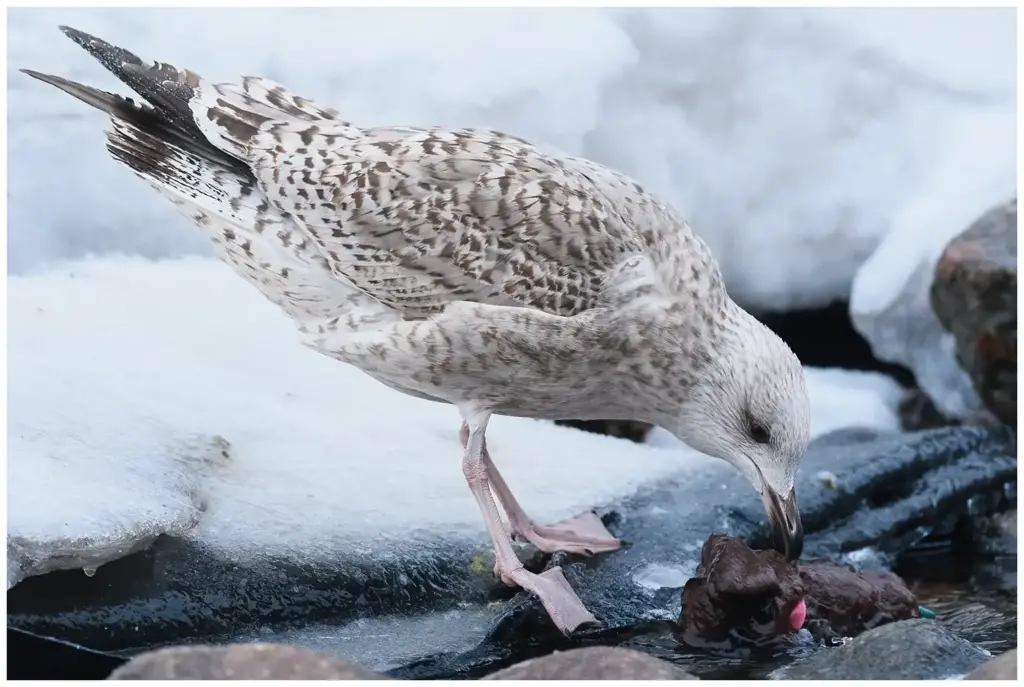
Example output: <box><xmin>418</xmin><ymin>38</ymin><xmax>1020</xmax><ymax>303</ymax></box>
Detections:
<box><xmin>750</xmin><ymin>422</ymin><xmax>771</xmax><ymax>445</ymax></box>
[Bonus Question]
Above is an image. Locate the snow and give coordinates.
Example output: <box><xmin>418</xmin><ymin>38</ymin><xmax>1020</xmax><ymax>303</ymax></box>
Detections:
<box><xmin>850</xmin><ymin>109</ymin><xmax>1017</xmax><ymax>418</ymax></box>
<box><xmin>7</xmin><ymin>7</ymin><xmax>1014</xmax><ymax>312</ymax></box>
<box><xmin>9</xmin><ymin>256</ymin><xmax>904</xmax><ymax>581</ymax></box>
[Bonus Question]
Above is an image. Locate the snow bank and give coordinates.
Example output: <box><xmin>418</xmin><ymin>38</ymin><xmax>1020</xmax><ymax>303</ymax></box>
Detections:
<box><xmin>850</xmin><ymin>109</ymin><xmax>1017</xmax><ymax>418</ymax></box>
<box><xmin>8</xmin><ymin>256</ymin><xmax>903</xmax><ymax>579</ymax></box>
<box><xmin>7</xmin><ymin>7</ymin><xmax>1014</xmax><ymax>311</ymax></box>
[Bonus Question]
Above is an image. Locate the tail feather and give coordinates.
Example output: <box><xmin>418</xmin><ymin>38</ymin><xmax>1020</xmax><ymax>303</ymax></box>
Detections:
<box><xmin>57</xmin><ymin>25</ymin><xmax>202</xmax><ymax>145</ymax></box>
<box><xmin>40</xmin><ymin>26</ymin><xmax>353</xmax><ymax>163</ymax></box>
<box><xmin>20</xmin><ymin>68</ymin><xmax>245</xmax><ymax>175</ymax></box>
<box><xmin>22</xmin><ymin>25</ymin><xmax>359</xmax><ymax>324</ymax></box>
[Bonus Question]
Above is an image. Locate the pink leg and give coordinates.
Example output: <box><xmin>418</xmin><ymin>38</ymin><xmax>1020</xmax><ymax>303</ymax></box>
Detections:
<box><xmin>459</xmin><ymin>424</ymin><xmax>621</xmax><ymax>556</ymax></box>
<box><xmin>459</xmin><ymin>414</ymin><xmax>598</xmax><ymax>635</ymax></box>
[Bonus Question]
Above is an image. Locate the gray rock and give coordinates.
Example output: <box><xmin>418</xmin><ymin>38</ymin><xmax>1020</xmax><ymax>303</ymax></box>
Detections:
<box><xmin>773</xmin><ymin>619</ymin><xmax>991</xmax><ymax>680</ymax></box>
<box><xmin>966</xmin><ymin>649</ymin><xmax>1017</xmax><ymax>680</ymax></box>
<box><xmin>931</xmin><ymin>198</ymin><xmax>1017</xmax><ymax>427</ymax></box>
<box><xmin>108</xmin><ymin>644</ymin><xmax>387</xmax><ymax>680</ymax></box>
<box><xmin>484</xmin><ymin>647</ymin><xmax>696</xmax><ymax>680</ymax></box>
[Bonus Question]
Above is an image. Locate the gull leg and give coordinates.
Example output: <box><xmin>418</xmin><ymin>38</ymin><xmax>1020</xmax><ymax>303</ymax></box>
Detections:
<box><xmin>459</xmin><ymin>423</ymin><xmax>621</xmax><ymax>556</ymax></box>
<box><xmin>460</xmin><ymin>412</ymin><xmax>598</xmax><ymax>635</ymax></box>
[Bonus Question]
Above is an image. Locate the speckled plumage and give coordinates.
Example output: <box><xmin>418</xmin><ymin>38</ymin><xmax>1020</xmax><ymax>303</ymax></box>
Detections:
<box><xmin>25</xmin><ymin>26</ymin><xmax>812</xmax><ymax>634</ymax></box>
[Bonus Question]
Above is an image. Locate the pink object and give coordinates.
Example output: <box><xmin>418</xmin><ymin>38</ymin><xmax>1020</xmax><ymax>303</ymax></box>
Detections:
<box><xmin>789</xmin><ymin>598</ymin><xmax>807</xmax><ymax>630</ymax></box>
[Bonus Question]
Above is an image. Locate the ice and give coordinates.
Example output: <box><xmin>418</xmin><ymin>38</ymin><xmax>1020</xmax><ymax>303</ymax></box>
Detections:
<box><xmin>850</xmin><ymin>108</ymin><xmax>1017</xmax><ymax>418</ymax></box>
<box><xmin>7</xmin><ymin>424</ymin><xmax>229</xmax><ymax>588</ymax></box>
<box><xmin>235</xmin><ymin>606</ymin><xmax>500</xmax><ymax>673</ymax></box>
<box><xmin>8</xmin><ymin>256</ymin><xmax>905</xmax><ymax>580</ymax></box>
<box><xmin>7</xmin><ymin>8</ymin><xmax>1014</xmax><ymax>311</ymax></box>
<box><xmin>632</xmin><ymin>562</ymin><xmax>698</xmax><ymax>593</ymax></box>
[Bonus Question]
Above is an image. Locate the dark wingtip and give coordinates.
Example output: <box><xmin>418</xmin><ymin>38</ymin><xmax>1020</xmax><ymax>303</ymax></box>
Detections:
<box><xmin>20</xmin><ymin>68</ymin><xmax>73</xmax><ymax>89</ymax></box>
<box><xmin>58</xmin><ymin>25</ymin><xmax>99</xmax><ymax>48</ymax></box>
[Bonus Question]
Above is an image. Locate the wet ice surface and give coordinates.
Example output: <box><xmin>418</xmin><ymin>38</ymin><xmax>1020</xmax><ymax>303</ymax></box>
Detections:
<box><xmin>231</xmin><ymin>605</ymin><xmax>502</xmax><ymax>673</ymax></box>
<box><xmin>633</xmin><ymin>562</ymin><xmax>698</xmax><ymax>594</ymax></box>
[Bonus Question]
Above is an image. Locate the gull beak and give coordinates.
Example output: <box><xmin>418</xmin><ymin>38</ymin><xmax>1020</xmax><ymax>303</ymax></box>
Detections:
<box><xmin>761</xmin><ymin>483</ymin><xmax>803</xmax><ymax>561</ymax></box>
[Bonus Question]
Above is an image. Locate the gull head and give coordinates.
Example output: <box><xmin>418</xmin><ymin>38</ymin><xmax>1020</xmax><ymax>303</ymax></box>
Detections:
<box><xmin>669</xmin><ymin>302</ymin><xmax>811</xmax><ymax>561</ymax></box>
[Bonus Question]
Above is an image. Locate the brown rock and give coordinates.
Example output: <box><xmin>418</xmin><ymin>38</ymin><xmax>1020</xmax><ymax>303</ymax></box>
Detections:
<box><xmin>966</xmin><ymin>648</ymin><xmax>1017</xmax><ymax>680</ymax></box>
<box><xmin>484</xmin><ymin>647</ymin><xmax>696</xmax><ymax>680</ymax></box>
<box><xmin>108</xmin><ymin>644</ymin><xmax>388</xmax><ymax>680</ymax></box>
<box><xmin>931</xmin><ymin>198</ymin><xmax>1017</xmax><ymax>427</ymax></box>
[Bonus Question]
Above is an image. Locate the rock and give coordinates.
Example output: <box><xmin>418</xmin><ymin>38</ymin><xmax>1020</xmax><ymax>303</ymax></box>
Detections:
<box><xmin>974</xmin><ymin>510</ymin><xmax>1017</xmax><ymax>557</ymax></box>
<box><xmin>775</xmin><ymin>619</ymin><xmax>991</xmax><ymax>680</ymax></box>
<box><xmin>553</xmin><ymin>419</ymin><xmax>653</xmax><ymax>443</ymax></box>
<box><xmin>108</xmin><ymin>644</ymin><xmax>387</xmax><ymax>680</ymax></box>
<box><xmin>931</xmin><ymin>199</ymin><xmax>1017</xmax><ymax>427</ymax></box>
<box><xmin>966</xmin><ymin>649</ymin><xmax>1017</xmax><ymax>680</ymax></box>
<box><xmin>484</xmin><ymin>647</ymin><xmax>696</xmax><ymax>680</ymax></box>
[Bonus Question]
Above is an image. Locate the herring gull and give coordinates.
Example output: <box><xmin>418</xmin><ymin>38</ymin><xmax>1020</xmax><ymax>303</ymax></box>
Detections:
<box><xmin>23</xmin><ymin>26</ymin><xmax>811</xmax><ymax>635</ymax></box>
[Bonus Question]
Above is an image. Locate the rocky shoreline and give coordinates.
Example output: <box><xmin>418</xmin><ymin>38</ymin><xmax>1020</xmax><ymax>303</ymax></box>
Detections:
<box><xmin>8</xmin><ymin>426</ymin><xmax>1016</xmax><ymax>680</ymax></box>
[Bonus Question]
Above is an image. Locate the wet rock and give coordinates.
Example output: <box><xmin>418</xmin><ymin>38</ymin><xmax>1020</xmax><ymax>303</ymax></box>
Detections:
<box><xmin>974</xmin><ymin>510</ymin><xmax>1016</xmax><ymax>558</ymax></box>
<box><xmin>553</xmin><ymin>419</ymin><xmax>653</xmax><ymax>443</ymax></box>
<box><xmin>966</xmin><ymin>648</ymin><xmax>1017</xmax><ymax>680</ymax></box>
<box><xmin>108</xmin><ymin>644</ymin><xmax>388</xmax><ymax>680</ymax></box>
<box><xmin>483</xmin><ymin>647</ymin><xmax>696</xmax><ymax>680</ymax></box>
<box><xmin>678</xmin><ymin>535</ymin><xmax>919</xmax><ymax>648</ymax></box>
<box><xmin>774</xmin><ymin>619</ymin><xmax>990</xmax><ymax>680</ymax></box>
<box><xmin>8</xmin><ymin>426</ymin><xmax>1015</xmax><ymax>679</ymax></box>
<box><xmin>931</xmin><ymin>199</ymin><xmax>1017</xmax><ymax>427</ymax></box>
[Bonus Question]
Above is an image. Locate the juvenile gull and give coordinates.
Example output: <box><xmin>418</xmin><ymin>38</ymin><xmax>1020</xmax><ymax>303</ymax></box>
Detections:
<box><xmin>23</xmin><ymin>27</ymin><xmax>811</xmax><ymax>635</ymax></box>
